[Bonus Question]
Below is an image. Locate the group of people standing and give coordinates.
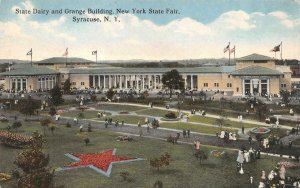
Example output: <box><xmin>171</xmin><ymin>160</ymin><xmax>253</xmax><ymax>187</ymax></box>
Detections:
<box><xmin>236</xmin><ymin>146</ymin><xmax>261</xmax><ymax>175</ymax></box>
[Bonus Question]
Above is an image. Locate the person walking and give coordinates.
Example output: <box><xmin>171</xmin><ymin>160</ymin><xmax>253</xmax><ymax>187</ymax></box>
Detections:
<box><xmin>242</xmin><ymin>125</ymin><xmax>245</xmax><ymax>134</ymax></box>
<box><xmin>183</xmin><ymin>129</ymin><xmax>186</xmax><ymax>138</ymax></box>
<box><xmin>187</xmin><ymin>129</ymin><xmax>190</xmax><ymax>138</ymax></box>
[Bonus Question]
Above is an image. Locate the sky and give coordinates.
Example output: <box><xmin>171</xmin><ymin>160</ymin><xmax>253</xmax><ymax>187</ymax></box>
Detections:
<box><xmin>0</xmin><ymin>0</ymin><xmax>299</xmax><ymax>61</ymax></box>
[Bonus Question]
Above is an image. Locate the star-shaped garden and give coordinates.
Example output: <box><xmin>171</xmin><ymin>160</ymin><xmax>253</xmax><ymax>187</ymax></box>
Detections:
<box><xmin>59</xmin><ymin>149</ymin><xmax>143</xmax><ymax>177</ymax></box>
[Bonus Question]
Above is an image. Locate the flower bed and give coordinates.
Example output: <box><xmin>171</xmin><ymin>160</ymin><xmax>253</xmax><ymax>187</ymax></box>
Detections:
<box><xmin>249</xmin><ymin>127</ymin><xmax>271</xmax><ymax>140</ymax></box>
<box><xmin>277</xmin><ymin>161</ymin><xmax>297</xmax><ymax>169</ymax></box>
<box><xmin>0</xmin><ymin>131</ymin><xmax>33</xmax><ymax>148</ymax></box>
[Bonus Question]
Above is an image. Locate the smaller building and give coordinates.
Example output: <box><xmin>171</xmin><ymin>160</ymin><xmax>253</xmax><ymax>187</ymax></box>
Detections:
<box><xmin>0</xmin><ymin>64</ymin><xmax>60</xmax><ymax>92</ymax></box>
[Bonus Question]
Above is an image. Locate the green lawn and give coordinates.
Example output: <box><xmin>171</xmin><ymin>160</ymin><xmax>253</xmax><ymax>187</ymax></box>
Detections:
<box><xmin>160</xmin><ymin>122</ymin><xmax>238</xmax><ymax>135</ymax></box>
<box><xmin>135</xmin><ymin>108</ymin><xmax>179</xmax><ymax>117</ymax></box>
<box><xmin>61</xmin><ymin>110</ymin><xmax>111</xmax><ymax>119</ymax></box>
<box><xmin>96</xmin><ymin>115</ymin><xmax>149</xmax><ymax>125</ymax></box>
<box><xmin>189</xmin><ymin>115</ymin><xmax>264</xmax><ymax>129</ymax></box>
<box><xmin>96</xmin><ymin>103</ymin><xmax>147</xmax><ymax>112</ymax></box>
<box><xmin>1</xmin><ymin>121</ymin><xmax>299</xmax><ymax>188</ymax></box>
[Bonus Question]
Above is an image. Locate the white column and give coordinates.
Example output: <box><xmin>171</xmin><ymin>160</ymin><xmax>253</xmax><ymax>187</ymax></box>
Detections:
<box><xmin>148</xmin><ymin>75</ymin><xmax>151</xmax><ymax>89</ymax></box>
<box><xmin>98</xmin><ymin>75</ymin><xmax>100</xmax><ymax>88</ymax></box>
<box><xmin>191</xmin><ymin>75</ymin><xmax>194</xmax><ymax>90</ymax></box>
<box><xmin>114</xmin><ymin>75</ymin><xmax>117</xmax><ymax>88</ymax></box>
<box><xmin>242</xmin><ymin>79</ymin><xmax>245</xmax><ymax>96</ymax></box>
<box><xmin>258</xmin><ymin>80</ymin><xmax>262</xmax><ymax>95</ymax></box>
<box><xmin>20</xmin><ymin>78</ymin><xmax>23</xmax><ymax>91</ymax></box>
<box><xmin>104</xmin><ymin>75</ymin><xmax>106</xmax><ymax>89</ymax></box>
<box><xmin>184</xmin><ymin>75</ymin><xmax>187</xmax><ymax>89</ymax></box>
<box><xmin>267</xmin><ymin>79</ymin><xmax>270</xmax><ymax>94</ymax></box>
<box><xmin>154</xmin><ymin>75</ymin><xmax>157</xmax><ymax>89</ymax></box>
<box><xmin>250</xmin><ymin>79</ymin><xmax>253</xmax><ymax>95</ymax></box>
<box><xmin>125</xmin><ymin>75</ymin><xmax>128</xmax><ymax>89</ymax></box>
<box><xmin>26</xmin><ymin>78</ymin><xmax>28</xmax><ymax>91</ymax></box>
<box><xmin>93</xmin><ymin>75</ymin><xmax>95</xmax><ymax>88</ymax></box>
<box><xmin>142</xmin><ymin>75</ymin><xmax>145</xmax><ymax>90</ymax></box>
<box><xmin>109</xmin><ymin>75</ymin><xmax>111</xmax><ymax>88</ymax></box>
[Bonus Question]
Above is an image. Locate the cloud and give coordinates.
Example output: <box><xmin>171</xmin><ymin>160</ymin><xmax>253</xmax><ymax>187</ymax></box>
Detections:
<box><xmin>210</xmin><ymin>10</ymin><xmax>256</xmax><ymax>31</ymax></box>
<box><xmin>295</xmin><ymin>0</ymin><xmax>300</xmax><ymax>5</ymax></box>
<box><xmin>268</xmin><ymin>11</ymin><xmax>299</xmax><ymax>28</ymax></box>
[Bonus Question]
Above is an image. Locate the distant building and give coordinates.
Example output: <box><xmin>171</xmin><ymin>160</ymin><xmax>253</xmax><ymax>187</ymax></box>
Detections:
<box><xmin>0</xmin><ymin>53</ymin><xmax>292</xmax><ymax>96</ymax></box>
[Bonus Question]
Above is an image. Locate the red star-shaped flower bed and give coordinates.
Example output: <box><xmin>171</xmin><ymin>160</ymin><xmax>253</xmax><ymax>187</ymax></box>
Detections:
<box><xmin>61</xmin><ymin>149</ymin><xmax>143</xmax><ymax>177</ymax></box>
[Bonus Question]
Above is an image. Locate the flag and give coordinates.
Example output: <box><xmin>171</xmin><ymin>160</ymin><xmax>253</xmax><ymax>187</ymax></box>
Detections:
<box><xmin>230</xmin><ymin>46</ymin><xmax>235</xmax><ymax>54</ymax></box>
<box><xmin>223</xmin><ymin>42</ymin><xmax>230</xmax><ymax>53</ymax></box>
<box><xmin>62</xmin><ymin>48</ymin><xmax>68</xmax><ymax>56</ymax></box>
<box><xmin>26</xmin><ymin>48</ymin><xmax>32</xmax><ymax>56</ymax></box>
<box><xmin>270</xmin><ymin>43</ymin><xmax>281</xmax><ymax>52</ymax></box>
<box><xmin>92</xmin><ymin>50</ymin><xmax>97</xmax><ymax>55</ymax></box>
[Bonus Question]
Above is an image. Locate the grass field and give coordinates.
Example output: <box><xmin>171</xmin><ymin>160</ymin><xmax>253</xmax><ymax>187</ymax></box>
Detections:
<box><xmin>135</xmin><ymin>108</ymin><xmax>179</xmax><ymax>117</ymax></box>
<box><xmin>95</xmin><ymin>103</ymin><xmax>147</xmax><ymax>112</ymax></box>
<box><xmin>189</xmin><ymin>115</ymin><xmax>264</xmax><ymax>129</ymax></box>
<box><xmin>0</xmin><ymin>121</ymin><xmax>299</xmax><ymax>188</ymax></box>
<box><xmin>160</xmin><ymin>122</ymin><xmax>238</xmax><ymax>135</ymax></box>
<box><xmin>96</xmin><ymin>115</ymin><xmax>149</xmax><ymax>125</ymax></box>
<box><xmin>61</xmin><ymin>110</ymin><xmax>111</xmax><ymax>119</ymax></box>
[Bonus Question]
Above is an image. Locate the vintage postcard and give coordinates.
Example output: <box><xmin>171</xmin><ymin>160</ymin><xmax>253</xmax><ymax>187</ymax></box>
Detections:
<box><xmin>0</xmin><ymin>0</ymin><xmax>299</xmax><ymax>188</ymax></box>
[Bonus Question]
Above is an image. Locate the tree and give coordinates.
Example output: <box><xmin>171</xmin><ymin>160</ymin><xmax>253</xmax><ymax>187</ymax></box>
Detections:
<box><xmin>194</xmin><ymin>150</ymin><xmax>208</xmax><ymax>164</ymax></box>
<box><xmin>63</xmin><ymin>78</ymin><xmax>71</xmax><ymax>94</ymax></box>
<box><xmin>255</xmin><ymin>101</ymin><xmax>268</xmax><ymax>121</ymax></box>
<box><xmin>150</xmin><ymin>153</ymin><xmax>171</xmax><ymax>171</ymax></box>
<box><xmin>40</xmin><ymin>119</ymin><xmax>51</xmax><ymax>136</ymax></box>
<box><xmin>162</xmin><ymin>69</ymin><xmax>184</xmax><ymax>98</ymax></box>
<box><xmin>48</xmin><ymin>107</ymin><xmax>56</xmax><ymax>117</ymax></box>
<box><xmin>280</xmin><ymin>90</ymin><xmax>291</xmax><ymax>106</ymax></box>
<box><xmin>106</xmin><ymin>88</ymin><xmax>115</xmax><ymax>101</ymax></box>
<box><xmin>49</xmin><ymin>85</ymin><xmax>64</xmax><ymax>108</ymax></box>
<box><xmin>19</xmin><ymin>96</ymin><xmax>40</xmax><ymax>116</ymax></box>
<box><xmin>12</xmin><ymin>121</ymin><xmax>22</xmax><ymax>131</ymax></box>
<box><xmin>14</xmin><ymin>132</ymin><xmax>54</xmax><ymax>188</ymax></box>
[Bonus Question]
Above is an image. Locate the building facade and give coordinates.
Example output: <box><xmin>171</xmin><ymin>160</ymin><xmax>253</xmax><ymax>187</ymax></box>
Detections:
<box><xmin>0</xmin><ymin>53</ymin><xmax>292</xmax><ymax>96</ymax></box>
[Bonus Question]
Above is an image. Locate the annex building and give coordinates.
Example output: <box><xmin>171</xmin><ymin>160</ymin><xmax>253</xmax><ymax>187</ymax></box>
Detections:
<box><xmin>0</xmin><ymin>53</ymin><xmax>292</xmax><ymax>97</ymax></box>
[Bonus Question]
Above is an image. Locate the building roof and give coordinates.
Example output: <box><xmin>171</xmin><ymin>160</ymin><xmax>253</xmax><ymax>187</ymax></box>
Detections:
<box><xmin>230</xmin><ymin>66</ymin><xmax>283</xmax><ymax>76</ymax></box>
<box><xmin>237</xmin><ymin>53</ymin><xmax>274</xmax><ymax>61</ymax></box>
<box><xmin>0</xmin><ymin>64</ymin><xmax>59</xmax><ymax>76</ymax></box>
<box><xmin>34</xmin><ymin>57</ymin><xmax>94</xmax><ymax>64</ymax></box>
<box><xmin>69</xmin><ymin>66</ymin><xmax>235</xmax><ymax>74</ymax></box>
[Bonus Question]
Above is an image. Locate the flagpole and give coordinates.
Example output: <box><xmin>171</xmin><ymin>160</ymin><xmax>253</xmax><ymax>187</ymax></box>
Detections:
<box><xmin>280</xmin><ymin>41</ymin><xmax>282</xmax><ymax>60</ymax></box>
<box><xmin>96</xmin><ymin>52</ymin><xmax>97</xmax><ymax>63</ymax></box>
<box><xmin>228</xmin><ymin>42</ymin><xmax>231</xmax><ymax>65</ymax></box>
<box><xmin>31</xmin><ymin>48</ymin><xmax>33</xmax><ymax>66</ymax></box>
<box><xmin>234</xmin><ymin>47</ymin><xmax>235</xmax><ymax>63</ymax></box>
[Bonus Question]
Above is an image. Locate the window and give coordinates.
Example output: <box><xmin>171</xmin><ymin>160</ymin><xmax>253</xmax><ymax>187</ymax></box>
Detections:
<box><xmin>81</xmin><ymin>82</ymin><xmax>85</xmax><ymax>86</ymax></box>
<box><xmin>203</xmin><ymin>83</ymin><xmax>208</xmax><ymax>87</ymax></box>
<box><xmin>72</xmin><ymin>82</ymin><xmax>76</xmax><ymax>85</ymax></box>
<box><xmin>281</xmin><ymin>84</ymin><xmax>286</xmax><ymax>88</ymax></box>
<box><xmin>62</xmin><ymin>75</ymin><xmax>64</xmax><ymax>78</ymax></box>
<box><xmin>227</xmin><ymin>83</ymin><xmax>232</xmax><ymax>87</ymax></box>
<box><xmin>228</xmin><ymin>75</ymin><xmax>230</xmax><ymax>78</ymax></box>
<box><xmin>214</xmin><ymin>83</ymin><xmax>219</xmax><ymax>87</ymax></box>
<box><xmin>282</xmin><ymin>75</ymin><xmax>285</xmax><ymax>78</ymax></box>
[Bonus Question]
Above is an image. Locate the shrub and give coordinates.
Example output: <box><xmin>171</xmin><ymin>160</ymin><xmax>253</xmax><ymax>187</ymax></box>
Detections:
<box><xmin>150</xmin><ymin>153</ymin><xmax>171</xmax><ymax>171</ymax></box>
<box><xmin>66</xmin><ymin>123</ymin><xmax>71</xmax><ymax>128</ymax></box>
<box><xmin>84</xmin><ymin>138</ymin><xmax>90</xmax><ymax>146</ymax></box>
<box><xmin>48</xmin><ymin>107</ymin><xmax>56</xmax><ymax>117</ymax></box>
<box><xmin>164</xmin><ymin>112</ymin><xmax>177</xmax><ymax>119</ymax></box>
<box><xmin>194</xmin><ymin>150</ymin><xmax>208</xmax><ymax>164</ymax></box>
<box><xmin>12</xmin><ymin>121</ymin><xmax>22</xmax><ymax>131</ymax></box>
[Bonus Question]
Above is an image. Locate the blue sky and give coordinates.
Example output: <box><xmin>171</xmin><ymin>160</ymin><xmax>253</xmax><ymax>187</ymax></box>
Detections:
<box><xmin>0</xmin><ymin>0</ymin><xmax>299</xmax><ymax>60</ymax></box>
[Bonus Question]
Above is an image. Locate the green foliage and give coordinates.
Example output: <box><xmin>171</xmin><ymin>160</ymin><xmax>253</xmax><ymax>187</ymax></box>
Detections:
<box><xmin>19</xmin><ymin>96</ymin><xmax>40</xmax><ymax>116</ymax></box>
<box><xmin>14</xmin><ymin>132</ymin><xmax>53</xmax><ymax>188</ymax></box>
<box><xmin>84</xmin><ymin>138</ymin><xmax>90</xmax><ymax>146</ymax></box>
<box><xmin>12</xmin><ymin>121</ymin><xmax>22</xmax><ymax>131</ymax></box>
<box><xmin>150</xmin><ymin>153</ymin><xmax>171</xmax><ymax>171</ymax></box>
<box><xmin>194</xmin><ymin>150</ymin><xmax>208</xmax><ymax>164</ymax></box>
<box><xmin>151</xmin><ymin>119</ymin><xmax>160</xmax><ymax>129</ymax></box>
<box><xmin>164</xmin><ymin>112</ymin><xmax>177</xmax><ymax>119</ymax></box>
<box><xmin>63</xmin><ymin>78</ymin><xmax>71</xmax><ymax>94</ymax></box>
<box><xmin>49</xmin><ymin>85</ymin><xmax>64</xmax><ymax>107</ymax></box>
<box><xmin>153</xmin><ymin>180</ymin><xmax>163</xmax><ymax>188</ymax></box>
<box><xmin>161</xmin><ymin>69</ymin><xmax>184</xmax><ymax>98</ymax></box>
<box><xmin>78</xmin><ymin>112</ymin><xmax>85</xmax><ymax>119</ymax></box>
<box><xmin>48</xmin><ymin>107</ymin><xmax>56</xmax><ymax>117</ymax></box>
<box><xmin>280</xmin><ymin>90</ymin><xmax>291</xmax><ymax>105</ymax></box>
<box><xmin>106</xmin><ymin>88</ymin><xmax>115</xmax><ymax>100</ymax></box>
<box><xmin>40</xmin><ymin>119</ymin><xmax>51</xmax><ymax>136</ymax></box>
